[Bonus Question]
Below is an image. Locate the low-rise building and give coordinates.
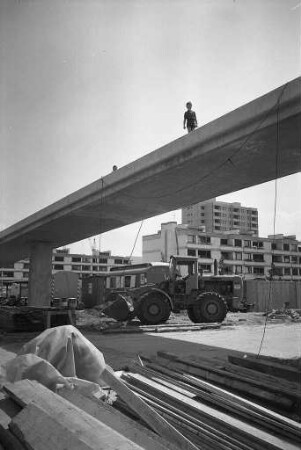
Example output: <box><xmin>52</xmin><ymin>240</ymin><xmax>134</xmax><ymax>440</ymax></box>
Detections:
<box><xmin>0</xmin><ymin>248</ymin><xmax>131</xmax><ymax>296</ymax></box>
<box><xmin>143</xmin><ymin>222</ymin><xmax>301</xmax><ymax>280</ymax></box>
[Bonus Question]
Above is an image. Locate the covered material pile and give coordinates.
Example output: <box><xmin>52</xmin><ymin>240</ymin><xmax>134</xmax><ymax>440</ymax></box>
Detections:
<box><xmin>0</xmin><ymin>326</ymin><xmax>197</xmax><ymax>450</ymax></box>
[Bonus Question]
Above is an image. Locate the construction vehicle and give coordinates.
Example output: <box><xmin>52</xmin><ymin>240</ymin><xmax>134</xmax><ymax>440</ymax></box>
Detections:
<box><xmin>98</xmin><ymin>256</ymin><xmax>228</xmax><ymax>325</ymax></box>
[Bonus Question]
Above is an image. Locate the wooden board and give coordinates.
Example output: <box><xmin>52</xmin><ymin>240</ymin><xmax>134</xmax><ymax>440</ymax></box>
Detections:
<box><xmin>155</xmin><ymin>352</ymin><xmax>299</xmax><ymax>410</ymax></box>
<box><xmin>123</xmin><ymin>372</ymin><xmax>300</xmax><ymax>450</ymax></box>
<box><xmin>59</xmin><ymin>388</ymin><xmax>175</xmax><ymax>450</ymax></box>
<box><xmin>4</xmin><ymin>380</ymin><xmax>146</xmax><ymax>450</ymax></box>
<box><xmin>100</xmin><ymin>365</ymin><xmax>198</xmax><ymax>450</ymax></box>
<box><xmin>134</xmin><ymin>361</ymin><xmax>301</xmax><ymax>441</ymax></box>
<box><xmin>228</xmin><ymin>355</ymin><xmax>301</xmax><ymax>383</ymax></box>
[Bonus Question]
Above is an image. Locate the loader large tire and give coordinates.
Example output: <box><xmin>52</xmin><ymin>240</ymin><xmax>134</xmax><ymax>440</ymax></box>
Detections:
<box><xmin>137</xmin><ymin>292</ymin><xmax>171</xmax><ymax>325</ymax></box>
<box><xmin>189</xmin><ymin>292</ymin><xmax>227</xmax><ymax>323</ymax></box>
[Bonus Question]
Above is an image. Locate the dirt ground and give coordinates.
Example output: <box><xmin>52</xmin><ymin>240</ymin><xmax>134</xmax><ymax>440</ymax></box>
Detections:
<box><xmin>0</xmin><ymin>311</ymin><xmax>300</xmax><ymax>370</ymax></box>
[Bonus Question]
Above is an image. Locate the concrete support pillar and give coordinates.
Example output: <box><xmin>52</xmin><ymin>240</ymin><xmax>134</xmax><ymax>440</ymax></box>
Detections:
<box><xmin>28</xmin><ymin>242</ymin><xmax>53</xmax><ymax>306</ymax></box>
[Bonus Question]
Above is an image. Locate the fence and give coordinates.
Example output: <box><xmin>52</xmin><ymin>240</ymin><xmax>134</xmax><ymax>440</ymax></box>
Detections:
<box><xmin>245</xmin><ymin>279</ymin><xmax>301</xmax><ymax>312</ymax></box>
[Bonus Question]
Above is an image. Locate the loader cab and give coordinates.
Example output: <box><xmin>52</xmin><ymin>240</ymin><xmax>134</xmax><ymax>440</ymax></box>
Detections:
<box><xmin>169</xmin><ymin>256</ymin><xmax>199</xmax><ymax>295</ymax></box>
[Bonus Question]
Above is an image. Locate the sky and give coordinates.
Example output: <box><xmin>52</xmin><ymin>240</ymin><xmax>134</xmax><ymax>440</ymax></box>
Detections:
<box><xmin>1</xmin><ymin>0</ymin><xmax>300</xmax><ymax>258</ymax></box>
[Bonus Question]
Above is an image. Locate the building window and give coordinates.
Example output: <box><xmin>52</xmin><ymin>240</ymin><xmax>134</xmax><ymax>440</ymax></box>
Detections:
<box><xmin>187</xmin><ymin>249</ymin><xmax>196</xmax><ymax>256</ymax></box>
<box><xmin>54</xmin><ymin>256</ymin><xmax>64</xmax><ymax>262</ymax></box>
<box><xmin>244</xmin><ymin>240</ymin><xmax>251</xmax><ymax>247</ymax></box>
<box><xmin>99</xmin><ymin>258</ymin><xmax>108</xmax><ymax>264</ymax></box>
<box><xmin>125</xmin><ymin>276</ymin><xmax>131</xmax><ymax>288</ymax></box>
<box><xmin>283</xmin><ymin>255</ymin><xmax>290</xmax><ymax>263</ymax></box>
<box><xmin>235</xmin><ymin>266</ymin><xmax>243</xmax><ymax>274</ymax></box>
<box><xmin>82</xmin><ymin>265</ymin><xmax>90</xmax><ymax>271</ymax></box>
<box><xmin>188</xmin><ymin>235</ymin><xmax>196</xmax><ymax>243</ymax></box>
<box><xmin>272</xmin><ymin>255</ymin><xmax>282</xmax><ymax>263</ymax></box>
<box><xmin>235</xmin><ymin>252</ymin><xmax>242</xmax><ymax>260</ymax></box>
<box><xmin>114</xmin><ymin>259</ymin><xmax>123</xmax><ymax>264</ymax></box>
<box><xmin>53</xmin><ymin>264</ymin><xmax>64</xmax><ymax>270</ymax></box>
<box><xmin>253</xmin><ymin>267</ymin><xmax>264</xmax><ymax>275</ymax></box>
<box><xmin>72</xmin><ymin>257</ymin><xmax>81</xmax><ymax>263</ymax></box>
<box><xmin>198</xmin><ymin>250</ymin><xmax>211</xmax><ymax>258</ymax></box>
<box><xmin>3</xmin><ymin>271</ymin><xmax>14</xmax><ymax>277</ymax></box>
<box><xmin>252</xmin><ymin>241</ymin><xmax>263</xmax><ymax>248</ymax></box>
<box><xmin>283</xmin><ymin>244</ymin><xmax>290</xmax><ymax>251</ymax></box>
<box><xmin>220</xmin><ymin>238</ymin><xmax>228</xmax><ymax>246</ymax></box>
<box><xmin>92</xmin><ymin>266</ymin><xmax>98</xmax><ymax>272</ymax></box>
<box><xmin>284</xmin><ymin>267</ymin><xmax>291</xmax><ymax>276</ymax></box>
<box><xmin>72</xmin><ymin>265</ymin><xmax>80</xmax><ymax>271</ymax></box>
<box><xmin>292</xmin><ymin>268</ymin><xmax>298</xmax><ymax>276</ymax></box>
<box><xmin>253</xmin><ymin>254</ymin><xmax>264</xmax><ymax>262</ymax></box>
<box><xmin>199</xmin><ymin>264</ymin><xmax>211</xmax><ymax>273</ymax></box>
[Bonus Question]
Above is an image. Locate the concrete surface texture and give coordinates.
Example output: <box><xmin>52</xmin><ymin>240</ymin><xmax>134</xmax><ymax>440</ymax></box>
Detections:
<box><xmin>0</xmin><ymin>77</ymin><xmax>300</xmax><ymax>265</ymax></box>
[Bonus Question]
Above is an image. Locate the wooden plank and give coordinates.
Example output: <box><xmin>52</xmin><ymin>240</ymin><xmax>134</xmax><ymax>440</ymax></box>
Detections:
<box><xmin>100</xmin><ymin>365</ymin><xmax>199</xmax><ymax>450</ymax></box>
<box><xmin>126</xmin><ymin>383</ymin><xmax>251</xmax><ymax>450</ymax></box>
<box><xmin>4</xmin><ymin>380</ymin><xmax>146</xmax><ymax>450</ymax></box>
<box><xmin>10</xmin><ymin>403</ymin><xmax>93</xmax><ymax>450</ymax></box>
<box><xmin>123</xmin><ymin>376</ymin><xmax>267</xmax><ymax>450</ymax></box>
<box><xmin>155</xmin><ymin>352</ymin><xmax>298</xmax><ymax>410</ymax></box>
<box><xmin>158</xmin><ymin>351</ymin><xmax>300</xmax><ymax>396</ymax></box>
<box><xmin>123</xmin><ymin>372</ymin><xmax>300</xmax><ymax>450</ymax></box>
<box><xmin>228</xmin><ymin>355</ymin><xmax>301</xmax><ymax>383</ymax></box>
<box><xmin>59</xmin><ymin>389</ymin><xmax>174</xmax><ymax>450</ymax></box>
<box><xmin>134</xmin><ymin>361</ymin><xmax>301</xmax><ymax>440</ymax></box>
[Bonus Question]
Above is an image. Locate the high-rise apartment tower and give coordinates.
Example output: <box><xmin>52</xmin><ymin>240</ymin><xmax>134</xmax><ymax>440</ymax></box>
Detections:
<box><xmin>182</xmin><ymin>198</ymin><xmax>258</xmax><ymax>235</ymax></box>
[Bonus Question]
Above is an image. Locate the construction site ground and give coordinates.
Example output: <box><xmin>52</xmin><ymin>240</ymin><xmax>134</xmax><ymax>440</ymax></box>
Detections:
<box><xmin>0</xmin><ymin>311</ymin><xmax>300</xmax><ymax>370</ymax></box>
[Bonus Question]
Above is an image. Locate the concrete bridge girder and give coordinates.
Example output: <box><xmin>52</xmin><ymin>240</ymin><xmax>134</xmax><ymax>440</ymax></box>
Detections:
<box><xmin>0</xmin><ymin>77</ymin><xmax>300</xmax><ymax>306</ymax></box>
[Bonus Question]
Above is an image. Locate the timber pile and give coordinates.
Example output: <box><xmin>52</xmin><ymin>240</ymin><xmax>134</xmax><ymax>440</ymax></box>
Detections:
<box><xmin>0</xmin><ymin>380</ymin><xmax>174</xmax><ymax>449</ymax></box>
<box><xmin>118</xmin><ymin>351</ymin><xmax>301</xmax><ymax>450</ymax></box>
<box><xmin>0</xmin><ymin>353</ymin><xmax>300</xmax><ymax>449</ymax></box>
<box><xmin>0</xmin><ymin>379</ymin><xmax>197</xmax><ymax>450</ymax></box>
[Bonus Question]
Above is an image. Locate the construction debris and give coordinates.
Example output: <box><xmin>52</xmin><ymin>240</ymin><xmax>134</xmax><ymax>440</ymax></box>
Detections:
<box><xmin>0</xmin><ymin>325</ymin><xmax>300</xmax><ymax>449</ymax></box>
<box><xmin>266</xmin><ymin>308</ymin><xmax>301</xmax><ymax>322</ymax></box>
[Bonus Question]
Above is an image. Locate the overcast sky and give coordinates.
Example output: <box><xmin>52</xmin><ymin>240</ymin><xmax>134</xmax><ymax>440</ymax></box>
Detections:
<box><xmin>1</xmin><ymin>0</ymin><xmax>300</xmax><ymax>257</ymax></box>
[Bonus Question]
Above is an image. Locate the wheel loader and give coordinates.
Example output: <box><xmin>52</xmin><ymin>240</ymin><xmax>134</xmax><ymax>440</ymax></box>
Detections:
<box><xmin>102</xmin><ymin>256</ymin><xmax>227</xmax><ymax>325</ymax></box>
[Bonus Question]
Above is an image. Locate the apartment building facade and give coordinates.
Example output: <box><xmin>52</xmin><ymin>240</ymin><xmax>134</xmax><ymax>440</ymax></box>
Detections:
<box><xmin>182</xmin><ymin>198</ymin><xmax>259</xmax><ymax>235</ymax></box>
<box><xmin>0</xmin><ymin>248</ymin><xmax>131</xmax><ymax>295</ymax></box>
<box><xmin>143</xmin><ymin>222</ymin><xmax>301</xmax><ymax>280</ymax></box>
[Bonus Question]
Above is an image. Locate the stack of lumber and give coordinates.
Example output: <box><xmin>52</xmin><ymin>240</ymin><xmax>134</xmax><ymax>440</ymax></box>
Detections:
<box><xmin>119</xmin><ymin>351</ymin><xmax>301</xmax><ymax>450</ymax></box>
<box><xmin>153</xmin><ymin>351</ymin><xmax>301</xmax><ymax>417</ymax></box>
<box><xmin>0</xmin><ymin>379</ymin><xmax>197</xmax><ymax>450</ymax></box>
<box><xmin>1</xmin><ymin>354</ymin><xmax>300</xmax><ymax>450</ymax></box>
